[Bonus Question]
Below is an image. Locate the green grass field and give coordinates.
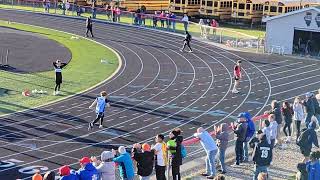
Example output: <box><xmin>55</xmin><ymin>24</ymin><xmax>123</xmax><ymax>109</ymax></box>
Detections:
<box><xmin>0</xmin><ymin>3</ymin><xmax>265</xmax><ymax>39</ymax></box>
<box><xmin>0</xmin><ymin>21</ymin><xmax>119</xmax><ymax>115</ymax></box>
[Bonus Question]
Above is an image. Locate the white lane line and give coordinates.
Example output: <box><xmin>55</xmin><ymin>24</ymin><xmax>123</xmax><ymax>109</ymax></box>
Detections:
<box><xmin>272</xmin><ymin>74</ymin><xmax>320</xmax><ymax>89</ymax></box>
<box><xmin>262</xmin><ymin>61</ymin><xmax>303</xmax><ymax>72</ymax></box>
<box><xmin>266</xmin><ymin>63</ymin><xmax>317</xmax><ymax>77</ymax></box>
<box><xmin>270</xmin><ymin>67</ymin><xmax>320</xmax><ymax>82</ymax></box>
<box><xmin>271</xmin><ymin>81</ymin><xmax>320</xmax><ymax>97</ymax></box>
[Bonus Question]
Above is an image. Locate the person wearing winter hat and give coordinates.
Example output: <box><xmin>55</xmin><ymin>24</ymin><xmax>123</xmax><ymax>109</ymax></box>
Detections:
<box><xmin>167</xmin><ymin>130</ymin><xmax>183</xmax><ymax>180</ymax></box>
<box><xmin>43</xmin><ymin>171</ymin><xmax>55</xmax><ymax>180</ymax></box>
<box><xmin>297</xmin><ymin>121</ymin><xmax>319</xmax><ymax>162</ymax></box>
<box><xmin>91</xmin><ymin>151</ymin><xmax>115</xmax><ymax>180</ymax></box>
<box><xmin>58</xmin><ymin>165</ymin><xmax>78</xmax><ymax>180</ymax></box>
<box><xmin>132</xmin><ymin>143</ymin><xmax>155</xmax><ymax>180</ymax></box>
<box><xmin>113</xmin><ymin>146</ymin><xmax>135</xmax><ymax>180</ymax></box>
<box><xmin>77</xmin><ymin>157</ymin><xmax>99</xmax><ymax>180</ymax></box>
<box><xmin>32</xmin><ymin>171</ymin><xmax>43</xmax><ymax>180</ymax></box>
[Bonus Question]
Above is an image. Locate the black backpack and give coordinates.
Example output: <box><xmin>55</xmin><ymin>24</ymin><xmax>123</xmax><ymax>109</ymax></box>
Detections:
<box><xmin>297</xmin><ymin>129</ymin><xmax>310</xmax><ymax>147</ymax></box>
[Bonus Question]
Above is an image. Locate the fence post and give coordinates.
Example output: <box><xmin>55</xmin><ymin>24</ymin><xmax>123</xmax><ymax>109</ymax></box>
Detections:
<box><xmin>33</xmin><ymin>1</ymin><xmax>35</xmax><ymax>12</ymax></box>
<box><xmin>256</xmin><ymin>38</ymin><xmax>260</xmax><ymax>53</ymax></box>
<box><xmin>219</xmin><ymin>30</ymin><xmax>222</xmax><ymax>43</ymax></box>
<box><xmin>54</xmin><ymin>0</ymin><xmax>57</xmax><ymax>14</ymax></box>
<box><xmin>5</xmin><ymin>49</ymin><xmax>9</xmax><ymax>66</ymax></box>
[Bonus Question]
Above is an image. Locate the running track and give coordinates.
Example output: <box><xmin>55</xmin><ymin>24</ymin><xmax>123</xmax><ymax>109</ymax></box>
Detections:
<box><xmin>0</xmin><ymin>9</ymin><xmax>320</xmax><ymax>179</ymax></box>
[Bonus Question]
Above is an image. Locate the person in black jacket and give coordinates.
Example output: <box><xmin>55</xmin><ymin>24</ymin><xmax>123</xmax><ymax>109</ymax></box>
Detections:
<box><xmin>53</xmin><ymin>60</ymin><xmax>67</xmax><ymax>96</ymax></box>
<box><xmin>232</xmin><ymin>113</ymin><xmax>248</xmax><ymax>165</ymax></box>
<box><xmin>252</xmin><ymin>134</ymin><xmax>272</xmax><ymax>180</ymax></box>
<box><xmin>167</xmin><ymin>130</ymin><xmax>183</xmax><ymax>180</ymax></box>
<box><xmin>303</xmin><ymin>92</ymin><xmax>315</xmax><ymax>127</ymax></box>
<box><xmin>311</xmin><ymin>93</ymin><xmax>320</xmax><ymax>131</ymax></box>
<box><xmin>297</xmin><ymin>121</ymin><xmax>319</xmax><ymax>162</ymax></box>
<box><xmin>85</xmin><ymin>16</ymin><xmax>94</xmax><ymax>38</ymax></box>
<box><xmin>132</xmin><ymin>143</ymin><xmax>154</xmax><ymax>180</ymax></box>
<box><xmin>180</xmin><ymin>31</ymin><xmax>193</xmax><ymax>53</ymax></box>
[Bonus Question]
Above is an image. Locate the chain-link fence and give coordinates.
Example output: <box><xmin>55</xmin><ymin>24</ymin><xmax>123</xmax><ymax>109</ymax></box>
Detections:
<box><xmin>0</xmin><ymin>0</ymin><xmax>265</xmax><ymax>53</ymax></box>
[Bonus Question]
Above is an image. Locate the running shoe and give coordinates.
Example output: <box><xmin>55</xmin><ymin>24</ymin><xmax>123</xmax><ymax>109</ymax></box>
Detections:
<box><xmin>188</xmin><ymin>50</ymin><xmax>193</xmax><ymax>53</ymax></box>
<box><xmin>56</xmin><ymin>91</ymin><xmax>60</xmax><ymax>95</ymax></box>
<box><xmin>232</xmin><ymin>90</ymin><xmax>239</xmax><ymax>94</ymax></box>
<box><xmin>53</xmin><ymin>91</ymin><xmax>56</xmax><ymax>96</ymax></box>
<box><xmin>88</xmin><ymin>123</ymin><xmax>93</xmax><ymax>131</ymax></box>
<box><xmin>180</xmin><ymin>49</ymin><xmax>184</xmax><ymax>52</ymax></box>
<box><xmin>99</xmin><ymin>125</ymin><xmax>103</xmax><ymax>129</ymax></box>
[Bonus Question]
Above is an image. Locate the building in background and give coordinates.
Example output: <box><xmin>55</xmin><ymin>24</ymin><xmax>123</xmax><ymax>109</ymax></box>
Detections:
<box><xmin>263</xmin><ymin>7</ymin><xmax>320</xmax><ymax>56</ymax></box>
<box><xmin>169</xmin><ymin>0</ymin><xmax>201</xmax><ymax>16</ymax></box>
<box><xmin>199</xmin><ymin>0</ymin><xmax>233</xmax><ymax>20</ymax></box>
<box><xmin>121</xmin><ymin>0</ymin><xmax>169</xmax><ymax>11</ymax></box>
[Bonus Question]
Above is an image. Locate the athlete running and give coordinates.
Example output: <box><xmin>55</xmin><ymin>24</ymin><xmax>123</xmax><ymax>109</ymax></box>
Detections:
<box><xmin>88</xmin><ymin>91</ymin><xmax>110</xmax><ymax>130</ymax></box>
<box><xmin>85</xmin><ymin>16</ymin><xmax>94</xmax><ymax>38</ymax></box>
<box><xmin>53</xmin><ymin>59</ymin><xmax>67</xmax><ymax>96</ymax></box>
<box><xmin>232</xmin><ymin>60</ymin><xmax>242</xmax><ymax>94</ymax></box>
<box><xmin>180</xmin><ymin>31</ymin><xmax>193</xmax><ymax>53</ymax></box>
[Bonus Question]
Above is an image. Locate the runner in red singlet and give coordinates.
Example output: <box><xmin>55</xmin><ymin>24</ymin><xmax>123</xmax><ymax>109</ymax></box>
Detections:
<box><xmin>232</xmin><ymin>60</ymin><xmax>242</xmax><ymax>94</ymax></box>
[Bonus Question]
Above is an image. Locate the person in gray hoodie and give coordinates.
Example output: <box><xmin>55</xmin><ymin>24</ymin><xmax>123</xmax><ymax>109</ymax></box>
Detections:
<box><xmin>303</xmin><ymin>92</ymin><xmax>315</xmax><ymax>127</ymax></box>
<box><xmin>91</xmin><ymin>151</ymin><xmax>115</xmax><ymax>180</ymax></box>
<box><xmin>215</xmin><ymin>123</ymin><xmax>229</xmax><ymax>173</ymax></box>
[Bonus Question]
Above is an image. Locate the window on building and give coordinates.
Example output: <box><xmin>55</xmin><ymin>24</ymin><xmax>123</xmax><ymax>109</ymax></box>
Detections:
<box><xmin>207</xmin><ymin>1</ymin><xmax>213</xmax><ymax>6</ymax></box>
<box><xmin>285</xmin><ymin>7</ymin><xmax>288</xmax><ymax>13</ymax></box>
<box><xmin>221</xmin><ymin>2</ymin><xmax>225</xmax><ymax>7</ymax></box>
<box><xmin>246</xmin><ymin>4</ymin><xmax>250</xmax><ymax>10</ymax></box>
<box><xmin>201</xmin><ymin>0</ymin><xmax>205</xmax><ymax>5</ymax></box>
<box><xmin>171</xmin><ymin>0</ymin><xmax>174</xmax><ymax>3</ymax></box>
<box><xmin>270</xmin><ymin>6</ymin><xmax>277</xmax><ymax>12</ymax></box>
<box><xmin>175</xmin><ymin>7</ymin><xmax>181</xmax><ymax>10</ymax></box>
<box><xmin>278</xmin><ymin>7</ymin><xmax>283</xmax><ymax>13</ymax></box>
<box><xmin>233</xmin><ymin>3</ymin><xmax>237</xmax><ymax>8</ymax></box>
<box><xmin>182</xmin><ymin>0</ymin><xmax>185</xmax><ymax>4</ymax></box>
<box><xmin>239</xmin><ymin>3</ymin><xmax>245</xmax><ymax>9</ymax></box>
<box><xmin>265</xmin><ymin>6</ymin><xmax>269</xmax><ymax>11</ymax></box>
<box><xmin>214</xmin><ymin>1</ymin><xmax>218</xmax><ymax>7</ymax></box>
<box><xmin>188</xmin><ymin>0</ymin><xmax>192</xmax><ymax>4</ymax></box>
<box><xmin>175</xmin><ymin>0</ymin><xmax>181</xmax><ymax>3</ymax></box>
<box><xmin>207</xmin><ymin>10</ymin><xmax>212</xmax><ymax>13</ymax></box>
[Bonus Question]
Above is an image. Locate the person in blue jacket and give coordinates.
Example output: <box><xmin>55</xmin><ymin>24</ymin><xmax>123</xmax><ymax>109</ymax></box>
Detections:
<box><xmin>112</xmin><ymin>146</ymin><xmax>135</xmax><ymax>180</ymax></box>
<box><xmin>59</xmin><ymin>165</ymin><xmax>78</xmax><ymax>180</ymax></box>
<box><xmin>306</xmin><ymin>151</ymin><xmax>320</xmax><ymax>180</ymax></box>
<box><xmin>77</xmin><ymin>157</ymin><xmax>99</xmax><ymax>180</ymax></box>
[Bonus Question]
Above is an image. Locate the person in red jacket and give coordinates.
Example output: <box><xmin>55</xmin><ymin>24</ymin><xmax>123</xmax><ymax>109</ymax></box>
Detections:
<box><xmin>232</xmin><ymin>60</ymin><xmax>242</xmax><ymax>94</ymax></box>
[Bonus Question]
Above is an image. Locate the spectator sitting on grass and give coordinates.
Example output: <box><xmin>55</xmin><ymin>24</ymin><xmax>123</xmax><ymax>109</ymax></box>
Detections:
<box><xmin>91</xmin><ymin>151</ymin><xmax>115</xmax><ymax>180</ymax></box>
<box><xmin>306</xmin><ymin>151</ymin><xmax>320</xmax><ymax>180</ymax></box>
<box><xmin>58</xmin><ymin>165</ymin><xmax>78</xmax><ymax>180</ymax></box>
<box><xmin>297</xmin><ymin>121</ymin><xmax>319</xmax><ymax>162</ymax></box>
<box><xmin>132</xmin><ymin>143</ymin><xmax>155</xmax><ymax>180</ymax></box>
<box><xmin>215</xmin><ymin>123</ymin><xmax>229</xmax><ymax>174</ymax></box>
<box><xmin>194</xmin><ymin>127</ymin><xmax>218</xmax><ymax>179</ymax></box>
<box><xmin>77</xmin><ymin>157</ymin><xmax>99</xmax><ymax>180</ymax></box>
<box><xmin>113</xmin><ymin>146</ymin><xmax>135</xmax><ymax>180</ymax></box>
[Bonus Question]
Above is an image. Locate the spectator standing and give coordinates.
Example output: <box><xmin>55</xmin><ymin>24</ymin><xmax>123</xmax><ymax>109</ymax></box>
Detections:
<box><xmin>181</xmin><ymin>14</ymin><xmax>189</xmax><ymax>32</ymax></box>
<box><xmin>252</xmin><ymin>134</ymin><xmax>272</xmax><ymax>180</ymax></box>
<box><xmin>166</xmin><ymin>11</ymin><xmax>170</xmax><ymax>30</ymax></box>
<box><xmin>199</xmin><ymin>19</ymin><xmax>206</xmax><ymax>38</ymax></box>
<box><xmin>205</xmin><ymin>19</ymin><xmax>211</xmax><ymax>38</ymax></box>
<box><xmin>52</xmin><ymin>59</ymin><xmax>67</xmax><ymax>96</ymax></box>
<box><xmin>311</xmin><ymin>93</ymin><xmax>320</xmax><ymax>131</ymax></box>
<box><xmin>85</xmin><ymin>16</ymin><xmax>94</xmax><ymax>38</ymax></box>
<box><xmin>249</xmin><ymin>130</ymin><xmax>263</xmax><ymax>149</ymax></box>
<box><xmin>106</xmin><ymin>4</ymin><xmax>112</xmax><ymax>21</ymax></box>
<box><xmin>242</xmin><ymin>112</ymin><xmax>255</xmax><ymax>162</ymax></box>
<box><xmin>153</xmin><ymin>11</ymin><xmax>158</xmax><ymax>28</ymax></box>
<box><xmin>115</xmin><ymin>7</ymin><xmax>121</xmax><ymax>22</ymax></box>
<box><xmin>62</xmin><ymin>0</ymin><xmax>66</xmax><ymax>15</ymax></box>
<box><xmin>92</xmin><ymin>2</ymin><xmax>97</xmax><ymax>19</ymax></box>
<box><xmin>151</xmin><ymin>134</ymin><xmax>167</xmax><ymax>180</ymax></box>
<box><xmin>77</xmin><ymin>157</ymin><xmax>99</xmax><ymax>180</ymax></box>
<box><xmin>306</xmin><ymin>151</ymin><xmax>320</xmax><ymax>180</ymax></box>
<box><xmin>303</xmin><ymin>92</ymin><xmax>315</xmax><ymax>127</ymax></box>
<box><xmin>167</xmin><ymin>130</ymin><xmax>183</xmax><ymax>180</ymax></box>
<box><xmin>268</xmin><ymin>100</ymin><xmax>283</xmax><ymax>146</ymax></box>
<box><xmin>293</xmin><ymin>96</ymin><xmax>304</xmax><ymax>140</ymax></box>
<box><xmin>112</xmin><ymin>146</ymin><xmax>135</xmax><ymax>180</ymax></box>
<box><xmin>141</xmin><ymin>8</ymin><xmax>146</xmax><ymax>26</ymax></box>
<box><xmin>170</xmin><ymin>12</ymin><xmax>176</xmax><ymax>32</ymax></box>
<box><xmin>58</xmin><ymin>165</ymin><xmax>78</xmax><ymax>180</ymax></box>
<box><xmin>268</xmin><ymin>114</ymin><xmax>278</xmax><ymax>149</ymax></box>
<box><xmin>194</xmin><ymin>127</ymin><xmax>218</xmax><ymax>179</ymax></box>
<box><xmin>261</xmin><ymin>119</ymin><xmax>271</xmax><ymax>144</ymax></box>
<box><xmin>297</xmin><ymin>121</ymin><xmax>319</xmax><ymax>162</ymax></box>
<box><xmin>282</xmin><ymin>101</ymin><xmax>294</xmax><ymax>142</ymax></box>
<box><xmin>132</xmin><ymin>143</ymin><xmax>155</xmax><ymax>180</ymax></box>
<box><xmin>232</xmin><ymin>60</ymin><xmax>242</xmax><ymax>94</ymax></box>
<box><xmin>211</xmin><ymin>19</ymin><xmax>218</xmax><ymax>37</ymax></box>
<box><xmin>160</xmin><ymin>11</ymin><xmax>165</xmax><ymax>28</ymax></box>
<box><xmin>215</xmin><ymin>123</ymin><xmax>229</xmax><ymax>174</ymax></box>
<box><xmin>91</xmin><ymin>151</ymin><xmax>115</xmax><ymax>180</ymax></box>
<box><xmin>231</xmin><ymin>113</ymin><xmax>248</xmax><ymax>165</ymax></box>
